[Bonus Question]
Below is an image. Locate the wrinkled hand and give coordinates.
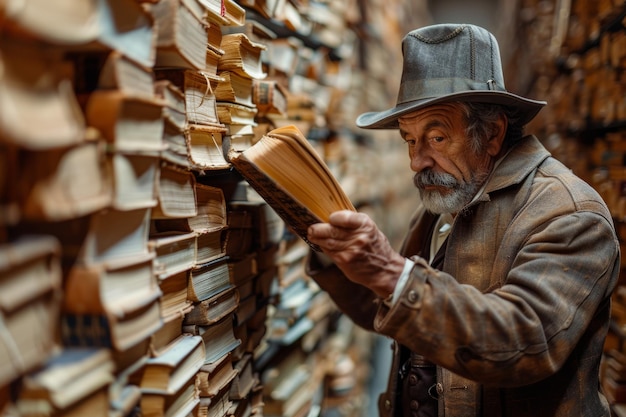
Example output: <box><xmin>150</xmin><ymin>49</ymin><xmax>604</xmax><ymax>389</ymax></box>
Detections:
<box><xmin>307</xmin><ymin>210</ymin><xmax>406</xmax><ymax>298</ymax></box>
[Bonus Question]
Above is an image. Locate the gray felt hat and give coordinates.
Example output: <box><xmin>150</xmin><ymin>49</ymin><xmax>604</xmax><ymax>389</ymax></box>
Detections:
<box><xmin>356</xmin><ymin>24</ymin><xmax>546</xmax><ymax>129</ymax></box>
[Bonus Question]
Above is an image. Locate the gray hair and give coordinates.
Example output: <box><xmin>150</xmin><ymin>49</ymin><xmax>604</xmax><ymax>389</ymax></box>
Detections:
<box><xmin>460</xmin><ymin>102</ymin><xmax>525</xmax><ymax>154</ymax></box>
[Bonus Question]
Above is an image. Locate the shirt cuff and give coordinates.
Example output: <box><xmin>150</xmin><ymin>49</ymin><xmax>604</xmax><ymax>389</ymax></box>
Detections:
<box><xmin>390</xmin><ymin>258</ymin><xmax>415</xmax><ymax>304</ymax></box>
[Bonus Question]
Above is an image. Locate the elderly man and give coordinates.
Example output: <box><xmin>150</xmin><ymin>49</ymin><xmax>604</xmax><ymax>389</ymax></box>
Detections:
<box><xmin>306</xmin><ymin>24</ymin><xmax>620</xmax><ymax>416</ymax></box>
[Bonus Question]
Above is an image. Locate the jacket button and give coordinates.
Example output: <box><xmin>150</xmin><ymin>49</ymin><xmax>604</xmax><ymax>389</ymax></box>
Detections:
<box><xmin>408</xmin><ymin>374</ymin><xmax>418</xmax><ymax>385</ymax></box>
<box><xmin>410</xmin><ymin>400</ymin><xmax>419</xmax><ymax>410</ymax></box>
<box><xmin>436</xmin><ymin>383</ymin><xmax>444</xmax><ymax>395</ymax></box>
<box><xmin>384</xmin><ymin>399</ymin><xmax>392</xmax><ymax>410</ymax></box>
<box><xmin>407</xmin><ymin>290</ymin><xmax>419</xmax><ymax>303</ymax></box>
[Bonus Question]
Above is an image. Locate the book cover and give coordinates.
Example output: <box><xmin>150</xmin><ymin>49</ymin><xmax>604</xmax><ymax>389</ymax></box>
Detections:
<box><xmin>184</xmin><ymin>286</ymin><xmax>240</xmax><ymax>326</ymax></box>
<box><xmin>195</xmin><ymin>352</ymin><xmax>237</xmax><ymax>398</ymax></box>
<box><xmin>141</xmin><ymin>334</ymin><xmax>205</xmax><ymax>395</ymax></box>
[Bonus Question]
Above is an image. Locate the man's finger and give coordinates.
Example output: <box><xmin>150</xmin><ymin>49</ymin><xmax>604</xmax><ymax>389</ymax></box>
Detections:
<box><xmin>328</xmin><ymin>210</ymin><xmax>369</xmax><ymax>229</ymax></box>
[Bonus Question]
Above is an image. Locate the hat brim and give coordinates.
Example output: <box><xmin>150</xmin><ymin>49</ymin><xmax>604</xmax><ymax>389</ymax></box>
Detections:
<box><xmin>356</xmin><ymin>91</ymin><xmax>547</xmax><ymax>129</ymax></box>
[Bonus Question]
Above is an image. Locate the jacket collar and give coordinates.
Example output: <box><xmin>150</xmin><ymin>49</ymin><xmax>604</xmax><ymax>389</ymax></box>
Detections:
<box><xmin>482</xmin><ymin>135</ymin><xmax>551</xmax><ymax>197</ymax></box>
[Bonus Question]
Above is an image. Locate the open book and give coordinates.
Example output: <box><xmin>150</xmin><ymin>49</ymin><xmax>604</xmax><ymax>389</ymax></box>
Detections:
<box><xmin>228</xmin><ymin>125</ymin><xmax>355</xmax><ymax>250</ymax></box>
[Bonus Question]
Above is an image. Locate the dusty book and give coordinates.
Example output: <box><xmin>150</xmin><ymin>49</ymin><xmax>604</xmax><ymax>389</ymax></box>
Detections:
<box><xmin>195</xmin><ymin>352</ymin><xmax>237</xmax><ymax>398</ymax></box>
<box><xmin>228</xmin><ymin>125</ymin><xmax>355</xmax><ymax>250</ymax></box>
<box><xmin>150</xmin><ymin>0</ymin><xmax>208</xmax><ymax>71</ymax></box>
<box><xmin>61</xmin><ymin>253</ymin><xmax>163</xmax><ymax>352</ymax></box>
<box><xmin>16</xmin><ymin>347</ymin><xmax>114</xmax><ymax>417</ymax></box>
<box><xmin>0</xmin><ymin>236</ymin><xmax>63</xmax><ymax>387</ymax></box>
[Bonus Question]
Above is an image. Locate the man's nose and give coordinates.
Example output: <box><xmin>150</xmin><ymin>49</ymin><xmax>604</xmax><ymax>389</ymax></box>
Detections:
<box><xmin>409</xmin><ymin>143</ymin><xmax>434</xmax><ymax>173</ymax></box>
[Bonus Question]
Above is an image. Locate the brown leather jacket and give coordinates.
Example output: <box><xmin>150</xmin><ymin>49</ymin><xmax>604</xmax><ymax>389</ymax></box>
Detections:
<box><xmin>306</xmin><ymin>135</ymin><xmax>620</xmax><ymax>416</ymax></box>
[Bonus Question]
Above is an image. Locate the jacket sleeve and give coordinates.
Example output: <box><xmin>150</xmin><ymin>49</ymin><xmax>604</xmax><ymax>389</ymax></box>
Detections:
<box><xmin>373</xmin><ymin>210</ymin><xmax>620</xmax><ymax>387</ymax></box>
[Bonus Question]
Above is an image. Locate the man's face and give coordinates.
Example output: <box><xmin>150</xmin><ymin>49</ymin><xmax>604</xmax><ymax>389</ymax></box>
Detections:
<box><xmin>398</xmin><ymin>103</ymin><xmax>502</xmax><ymax>214</ymax></box>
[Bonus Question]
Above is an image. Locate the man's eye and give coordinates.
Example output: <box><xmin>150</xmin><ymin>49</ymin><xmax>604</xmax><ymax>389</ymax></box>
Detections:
<box><xmin>430</xmin><ymin>136</ymin><xmax>445</xmax><ymax>144</ymax></box>
<box><xmin>404</xmin><ymin>139</ymin><xmax>416</xmax><ymax>146</ymax></box>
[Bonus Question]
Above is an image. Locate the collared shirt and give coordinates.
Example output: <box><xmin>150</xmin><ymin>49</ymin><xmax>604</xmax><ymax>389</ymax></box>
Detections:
<box><xmin>391</xmin><ymin>155</ymin><xmax>507</xmax><ymax>304</ymax></box>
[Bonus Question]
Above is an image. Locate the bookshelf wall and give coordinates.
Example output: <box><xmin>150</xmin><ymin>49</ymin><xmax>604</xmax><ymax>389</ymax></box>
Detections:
<box><xmin>0</xmin><ymin>1</ymin><xmax>427</xmax><ymax>417</ymax></box>
<box><xmin>497</xmin><ymin>0</ymin><xmax>626</xmax><ymax>415</ymax></box>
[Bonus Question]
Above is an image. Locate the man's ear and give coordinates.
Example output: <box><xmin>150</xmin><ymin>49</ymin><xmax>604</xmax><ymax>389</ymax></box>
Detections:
<box><xmin>486</xmin><ymin>114</ymin><xmax>507</xmax><ymax>157</ymax></box>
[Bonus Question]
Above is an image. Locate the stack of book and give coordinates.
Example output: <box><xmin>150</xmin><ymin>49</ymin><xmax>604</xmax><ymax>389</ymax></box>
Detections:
<box><xmin>145</xmin><ymin>1</ymin><xmax>250</xmax><ymax>416</ymax></box>
<box><xmin>216</xmin><ymin>32</ymin><xmax>268</xmax><ymax>155</ymax></box>
<box><xmin>0</xmin><ymin>1</ymin><xmax>419</xmax><ymax>417</ymax></box>
<box><xmin>0</xmin><ymin>237</ymin><xmax>64</xmax><ymax>414</ymax></box>
<box><xmin>151</xmin><ymin>0</ymin><xmax>231</xmax><ymax>171</ymax></box>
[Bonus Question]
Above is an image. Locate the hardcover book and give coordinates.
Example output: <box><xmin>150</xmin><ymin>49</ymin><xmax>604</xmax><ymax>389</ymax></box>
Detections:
<box><xmin>85</xmin><ymin>90</ymin><xmax>164</xmax><ymax>153</ymax></box>
<box><xmin>184</xmin><ymin>286</ymin><xmax>240</xmax><ymax>326</ymax></box>
<box><xmin>140</xmin><ymin>334</ymin><xmax>205</xmax><ymax>395</ymax></box>
<box><xmin>149</xmin><ymin>231</ymin><xmax>198</xmax><ymax>279</ymax></box>
<box><xmin>0</xmin><ymin>236</ymin><xmax>62</xmax><ymax>387</ymax></box>
<box><xmin>153</xmin><ymin>183</ymin><xmax>227</xmax><ymax>234</ymax></box>
<box><xmin>98</xmin><ymin>51</ymin><xmax>156</xmax><ymax>100</ymax></box>
<box><xmin>62</xmin><ymin>253</ymin><xmax>163</xmax><ymax>352</ymax></box>
<box><xmin>183</xmin><ymin>314</ymin><xmax>241</xmax><ymax>366</ymax></box>
<box><xmin>109</xmin><ymin>151</ymin><xmax>160</xmax><ymax>211</ymax></box>
<box><xmin>156</xmin><ymin>269</ymin><xmax>194</xmax><ymax>320</ymax></box>
<box><xmin>219</xmin><ymin>33</ymin><xmax>267</xmax><ymax>80</ymax></box>
<box><xmin>16</xmin><ymin>348</ymin><xmax>114</xmax><ymax>417</ymax></box>
<box><xmin>188</xmin><ymin>257</ymin><xmax>232</xmax><ymax>303</ymax></box>
<box><xmin>150</xmin><ymin>0</ymin><xmax>209</xmax><ymax>71</ymax></box>
<box><xmin>154</xmin><ymin>79</ymin><xmax>187</xmax><ymax>131</ymax></box>
<box><xmin>228</xmin><ymin>125</ymin><xmax>355</xmax><ymax>250</ymax></box>
<box><xmin>195</xmin><ymin>228</ymin><xmax>227</xmax><ymax>264</ymax></box>
<box><xmin>195</xmin><ymin>352</ymin><xmax>237</xmax><ymax>398</ymax></box>
<box><xmin>152</xmin><ymin>163</ymin><xmax>198</xmax><ymax>219</ymax></box>
<box><xmin>15</xmin><ymin>139</ymin><xmax>112</xmax><ymax>221</ymax></box>
<box><xmin>0</xmin><ymin>38</ymin><xmax>86</xmax><ymax>150</ymax></box>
